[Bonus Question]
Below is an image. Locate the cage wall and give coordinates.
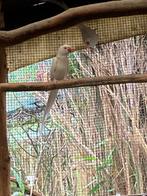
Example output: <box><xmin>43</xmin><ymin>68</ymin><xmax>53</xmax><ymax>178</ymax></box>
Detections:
<box><xmin>6</xmin><ymin>14</ymin><xmax>147</xmax><ymax>195</ymax></box>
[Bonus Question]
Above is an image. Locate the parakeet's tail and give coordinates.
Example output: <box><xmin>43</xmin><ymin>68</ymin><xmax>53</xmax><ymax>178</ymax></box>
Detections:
<box><xmin>39</xmin><ymin>89</ymin><xmax>58</xmax><ymax>133</ymax></box>
<box><xmin>43</xmin><ymin>89</ymin><xmax>58</xmax><ymax>122</ymax></box>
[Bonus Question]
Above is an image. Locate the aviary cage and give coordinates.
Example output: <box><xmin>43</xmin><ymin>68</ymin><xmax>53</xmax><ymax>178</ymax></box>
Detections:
<box><xmin>0</xmin><ymin>0</ymin><xmax>147</xmax><ymax>195</ymax></box>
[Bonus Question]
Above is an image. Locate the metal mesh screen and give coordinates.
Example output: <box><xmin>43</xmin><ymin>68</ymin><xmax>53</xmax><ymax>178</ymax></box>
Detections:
<box><xmin>6</xmin><ymin>15</ymin><xmax>147</xmax><ymax>72</ymax></box>
<box><xmin>7</xmin><ymin>16</ymin><xmax>147</xmax><ymax>195</ymax></box>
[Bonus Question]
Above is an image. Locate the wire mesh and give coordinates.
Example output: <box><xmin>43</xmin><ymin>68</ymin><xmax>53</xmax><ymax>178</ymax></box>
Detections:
<box><xmin>6</xmin><ymin>14</ymin><xmax>147</xmax><ymax>72</ymax></box>
<box><xmin>7</xmin><ymin>15</ymin><xmax>147</xmax><ymax>195</ymax></box>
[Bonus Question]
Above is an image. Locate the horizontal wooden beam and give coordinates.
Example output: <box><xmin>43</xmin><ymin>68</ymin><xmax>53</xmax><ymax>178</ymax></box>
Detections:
<box><xmin>0</xmin><ymin>74</ymin><xmax>147</xmax><ymax>92</ymax></box>
<box><xmin>0</xmin><ymin>0</ymin><xmax>147</xmax><ymax>46</ymax></box>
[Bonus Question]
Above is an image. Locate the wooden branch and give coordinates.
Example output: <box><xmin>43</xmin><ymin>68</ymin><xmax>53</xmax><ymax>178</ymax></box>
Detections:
<box><xmin>0</xmin><ymin>0</ymin><xmax>147</xmax><ymax>46</ymax></box>
<box><xmin>0</xmin><ymin>74</ymin><xmax>147</xmax><ymax>92</ymax></box>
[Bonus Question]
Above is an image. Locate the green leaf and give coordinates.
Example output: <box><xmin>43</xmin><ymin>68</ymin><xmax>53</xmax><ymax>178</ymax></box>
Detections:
<box><xmin>107</xmin><ymin>188</ymin><xmax>115</xmax><ymax>192</ymax></box>
<box><xmin>82</xmin><ymin>156</ymin><xmax>97</xmax><ymax>161</ymax></box>
<box><xmin>89</xmin><ymin>183</ymin><xmax>101</xmax><ymax>194</ymax></box>
<box><xmin>12</xmin><ymin>170</ymin><xmax>25</xmax><ymax>194</ymax></box>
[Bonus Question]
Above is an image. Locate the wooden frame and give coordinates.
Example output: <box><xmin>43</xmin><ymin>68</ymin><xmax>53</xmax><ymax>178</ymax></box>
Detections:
<box><xmin>0</xmin><ymin>1</ymin><xmax>10</xmax><ymax>193</ymax></box>
<box><xmin>0</xmin><ymin>0</ymin><xmax>146</xmax><ymax>46</ymax></box>
<box><xmin>0</xmin><ymin>0</ymin><xmax>146</xmax><ymax>195</ymax></box>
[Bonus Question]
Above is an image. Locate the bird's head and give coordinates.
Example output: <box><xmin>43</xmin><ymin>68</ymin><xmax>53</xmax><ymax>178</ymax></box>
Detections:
<box><xmin>58</xmin><ymin>45</ymin><xmax>75</xmax><ymax>56</ymax></box>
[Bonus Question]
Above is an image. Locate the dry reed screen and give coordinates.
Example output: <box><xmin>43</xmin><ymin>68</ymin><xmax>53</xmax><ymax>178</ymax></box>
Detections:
<box><xmin>7</xmin><ymin>16</ymin><xmax>147</xmax><ymax>195</ymax></box>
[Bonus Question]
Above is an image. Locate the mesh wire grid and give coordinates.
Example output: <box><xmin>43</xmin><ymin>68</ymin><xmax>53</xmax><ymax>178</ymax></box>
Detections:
<box><xmin>7</xmin><ymin>15</ymin><xmax>147</xmax><ymax>195</ymax></box>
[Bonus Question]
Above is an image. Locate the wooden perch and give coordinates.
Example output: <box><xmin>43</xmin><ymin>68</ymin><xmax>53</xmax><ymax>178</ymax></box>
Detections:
<box><xmin>0</xmin><ymin>0</ymin><xmax>147</xmax><ymax>46</ymax></box>
<box><xmin>0</xmin><ymin>74</ymin><xmax>147</xmax><ymax>92</ymax></box>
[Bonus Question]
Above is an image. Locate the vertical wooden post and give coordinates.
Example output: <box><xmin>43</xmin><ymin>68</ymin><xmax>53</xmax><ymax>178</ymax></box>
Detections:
<box><xmin>0</xmin><ymin>0</ymin><xmax>10</xmax><ymax>196</ymax></box>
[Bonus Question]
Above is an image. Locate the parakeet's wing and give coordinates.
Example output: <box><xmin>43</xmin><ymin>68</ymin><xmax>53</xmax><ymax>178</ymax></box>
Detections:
<box><xmin>50</xmin><ymin>57</ymin><xmax>57</xmax><ymax>80</ymax></box>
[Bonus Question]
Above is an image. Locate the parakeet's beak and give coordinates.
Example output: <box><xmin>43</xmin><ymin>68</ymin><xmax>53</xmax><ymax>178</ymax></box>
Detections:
<box><xmin>67</xmin><ymin>47</ymin><xmax>75</xmax><ymax>52</ymax></box>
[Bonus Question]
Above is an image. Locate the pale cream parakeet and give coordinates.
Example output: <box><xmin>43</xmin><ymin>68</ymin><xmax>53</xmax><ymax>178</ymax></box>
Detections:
<box><xmin>40</xmin><ymin>44</ymin><xmax>74</xmax><ymax>130</ymax></box>
<box><xmin>78</xmin><ymin>23</ymin><xmax>98</xmax><ymax>48</ymax></box>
